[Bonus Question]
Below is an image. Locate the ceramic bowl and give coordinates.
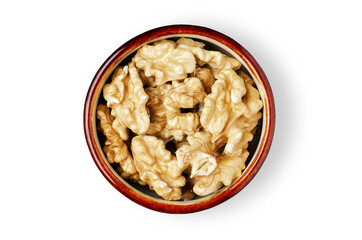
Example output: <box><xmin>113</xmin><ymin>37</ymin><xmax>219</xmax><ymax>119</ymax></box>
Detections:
<box><xmin>84</xmin><ymin>25</ymin><xmax>275</xmax><ymax>213</ymax></box>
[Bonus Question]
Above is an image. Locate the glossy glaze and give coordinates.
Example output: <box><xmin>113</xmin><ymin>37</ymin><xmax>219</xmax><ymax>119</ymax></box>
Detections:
<box><xmin>84</xmin><ymin>25</ymin><xmax>275</xmax><ymax>214</ymax></box>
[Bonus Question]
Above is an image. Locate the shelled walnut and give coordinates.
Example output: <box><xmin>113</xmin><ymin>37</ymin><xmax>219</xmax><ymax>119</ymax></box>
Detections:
<box><xmin>97</xmin><ymin>37</ymin><xmax>263</xmax><ymax>200</ymax></box>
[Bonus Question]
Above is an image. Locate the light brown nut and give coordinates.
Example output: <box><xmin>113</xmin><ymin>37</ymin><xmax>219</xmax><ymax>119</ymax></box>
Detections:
<box><xmin>144</xmin><ymin>84</ymin><xmax>180</xmax><ymax>140</ymax></box>
<box><xmin>96</xmin><ymin>104</ymin><xmax>138</xmax><ymax>177</ymax></box>
<box><xmin>200</xmin><ymin>70</ymin><xmax>247</xmax><ymax>136</ymax></box>
<box><xmin>133</xmin><ymin>40</ymin><xmax>196</xmax><ymax>85</ymax></box>
<box><xmin>162</xmin><ymin>77</ymin><xmax>207</xmax><ymax>140</ymax></box>
<box><xmin>144</xmin><ymin>84</ymin><xmax>172</xmax><ymax>135</ymax></box>
<box><xmin>240</xmin><ymin>72</ymin><xmax>264</xmax><ymax>118</ymax></box>
<box><xmin>201</xmin><ymin>69</ymin><xmax>263</xmax><ymax>157</ymax></box>
<box><xmin>166</xmin><ymin>112</ymin><xmax>200</xmax><ymax>135</ymax></box>
<box><xmin>192</xmin><ymin>67</ymin><xmax>215</xmax><ymax>94</ymax></box>
<box><xmin>131</xmin><ymin>136</ymin><xmax>186</xmax><ymax>200</ymax></box>
<box><xmin>111</xmin><ymin>117</ymin><xmax>128</xmax><ymax>141</ymax></box>
<box><xmin>175</xmin><ymin>131</ymin><xmax>246</xmax><ymax>196</ymax></box>
<box><xmin>103</xmin><ymin>63</ymin><xmax>150</xmax><ymax>137</ymax></box>
<box><xmin>163</xmin><ymin>77</ymin><xmax>207</xmax><ymax>112</ymax></box>
<box><xmin>176</xmin><ymin>131</ymin><xmax>225</xmax><ymax>176</ymax></box>
<box><xmin>192</xmin><ymin>153</ymin><xmax>248</xmax><ymax>196</ymax></box>
<box><xmin>220</xmin><ymin>71</ymin><xmax>263</xmax><ymax>155</ymax></box>
<box><xmin>176</xmin><ymin>37</ymin><xmax>241</xmax><ymax>77</ymax></box>
<box><xmin>223</xmin><ymin>113</ymin><xmax>262</xmax><ymax>156</ymax></box>
<box><xmin>145</xmin><ymin>77</ymin><xmax>207</xmax><ymax>141</ymax></box>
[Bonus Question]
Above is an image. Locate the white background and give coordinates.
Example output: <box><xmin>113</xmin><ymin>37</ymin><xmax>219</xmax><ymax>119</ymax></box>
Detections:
<box><xmin>1</xmin><ymin>0</ymin><xmax>361</xmax><ymax>239</ymax></box>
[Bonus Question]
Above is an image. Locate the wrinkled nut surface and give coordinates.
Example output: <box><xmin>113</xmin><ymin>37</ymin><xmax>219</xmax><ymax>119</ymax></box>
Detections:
<box><xmin>223</xmin><ymin>75</ymin><xmax>263</xmax><ymax>156</ymax></box>
<box><xmin>133</xmin><ymin>40</ymin><xmax>196</xmax><ymax>85</ymax></box>
<box><xmin>144</xmin><ymin>84</ymin><xmax>172</xmax><ymax>135</ymax></box>
<box><xmin>98</xmin><ymin>38</ymin><xmax>263</xmax><ymax>200</ymax></box>
<box><xmin>192</xmin><ymin>153</ymin><xmax>248</xmax><ymax>196</ymax></box>
<box><xmin>162</xmin><ymin>77</ymin><xmax>207</xmax><ymax>140</ymax></box>
<box><xmin>96</xmin><ymin>105</ymin><xmax>138</xmax><ymax>179</ymax></box>
<box><xmin>145</xmin><ymin>77</ymin><xmax>207</xmax><ymax>141</ymax></box>
<box><xmin>200</xmin><ymin>69</ymin><xmax>247</xmax><ymax>136</ymax></box>
<box><xmin>177</xmin><ymin>37</ymin><xmax>241</xmax><ymax>78</ymax></box>
<box><xmin>131</xmin><ymin>136</ymin><xmax>186</xmax><ymax>200</ymax></box>
<box><xmin>103</xmin><ymin>63</ymin><xmax>150</xmax><ymax>137</ymax></box>
<box><xmin>176</xmin><ymin>131</ymin><xmax>247</xmax><ymax>196</ymax></box>
<box><xmin>176</xmin><ymin>131</ymin><xmax>225</xmax><ymax>177</ymax></box>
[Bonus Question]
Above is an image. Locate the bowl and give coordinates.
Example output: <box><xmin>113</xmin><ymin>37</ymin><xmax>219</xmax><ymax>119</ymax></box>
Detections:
<box><xmin>84</xmin><ymin>24</ymin><xmax>275</xmax><ymax>213</ymax></box>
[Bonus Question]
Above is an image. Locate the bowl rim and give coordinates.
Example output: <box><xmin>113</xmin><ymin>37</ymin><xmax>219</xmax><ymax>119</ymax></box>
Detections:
<box><xmin>84</xmin><ymin>24</ymin><xmax>275</xmax><ymax>214</ymax></box>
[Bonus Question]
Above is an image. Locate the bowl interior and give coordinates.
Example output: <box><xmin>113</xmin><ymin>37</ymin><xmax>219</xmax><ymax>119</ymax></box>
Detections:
<box><xmin>92</xmin><ymin>34</ymin><xmax>268</xmax><ymax>204</ymax></box>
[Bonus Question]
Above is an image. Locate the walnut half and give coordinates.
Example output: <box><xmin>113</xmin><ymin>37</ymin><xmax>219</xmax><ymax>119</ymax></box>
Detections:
<box><xmin>96</xmin><ymin>104</ymin><xmax>139</xmax><ymax>180</ymax></box>
<box><xmin>133</xmin><ymin>40</ymin><xmax>196</xmax><ymax>85</ymax></box>
<box><xmin>131</xmin><ymin>136</ymin><xmax>186</xmax><ymax>200</ymax></box>
<box><xmin>103</xmin><ymin>63</ymin><xmax>150</xmax><ymax>137</ymax></box>
<box><xmin>176</xmin><ymin>131</ymin><xmax>247</xmax><ymax>196</ymax></box>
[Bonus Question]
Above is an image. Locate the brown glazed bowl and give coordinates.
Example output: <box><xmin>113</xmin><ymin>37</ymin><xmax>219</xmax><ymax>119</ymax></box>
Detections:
<box><xmin>84</xmin><ymin>25</ymin><xmax>275</xmax><ymax>214</ymax></box>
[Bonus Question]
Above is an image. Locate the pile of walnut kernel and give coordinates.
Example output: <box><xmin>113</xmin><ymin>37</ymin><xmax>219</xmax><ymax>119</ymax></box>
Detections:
<box><xmin>97</xmin><ymin>38</ymin><xmax>263</xmax><ymax>200</ymax></box>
